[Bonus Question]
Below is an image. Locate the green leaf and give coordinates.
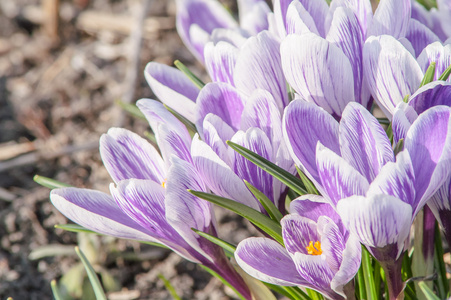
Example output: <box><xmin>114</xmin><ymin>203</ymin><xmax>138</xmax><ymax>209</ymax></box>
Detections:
<box><xmin>377</xmin><ymin>117</ymin><xmax>390</xmax><ymax>125</ymax></box>
<box><xmin>29</xmin><ymin>244</ymin><xmax>76</xmax><ymax>260</ymax></box>
<box><xmin>75</xmin><ymin>246</ymin><xmax>107</xmax><ymax>300</ymax></box>
<box><xmin>434</xmin><ymin>222</ymin><xmax>449</xmax><ymax>298</ymax></box>
<box><xmin>393</xmin><ymin>138</ymin><xmax>404</xmax><ymax>155</ymax></box>
<box><xmin>403</xmin><ymin>94</ymin><xmax>410</xmax><ymax>103</ymax></box>
<box><xmin>306</xmin><ymin>289</ymin><xmax>323</xmax><ymax>300</ymax></box>
<box><xmin>438</xmin><ymin>64</ymin><xmax>451</xmax><ymax>81</ymax></box>
<box><xmin>158</xmin><ymin>274</ymin><xmax>182</xmax><ymax>300</ymax></box>
<box><xmin>296</xmin><ymin>166</ymin><xmax>319</xmax><ymax>195</ymax></box>
<box><xmin>188</xmin><ymin>190</ymin><xmax>284</xmax><ymax>245</ymax></box>
<box><xmin>386</xmin><ymin>123</ymin><xmax>394</xmax><ymax>145</ymax></box>
<box><xmin>418</xmin><ymin>282</ymin><xmax>440</xmax><ymax>300</ymax></box>
<box><xmin>361</xmin><ymin>246</ymin><xmax>378</xmax><ymax>300</ymax></box>
<box><xmin>174</xmin><ymin>60</ymin><xmax>205</xmax><ymax>89</ymax></box>
<box><xmin>163</xmin><ymin>104</ymin><xmax>197</xmax><ymax>134</ymax></box>
<box><xmin>200</xmin><ymin>265</ymin><xmax>247</xmax><ymax>300</ymax></box>
<box><xmin>50</xmin><ymin>280</ymin><xmax>63</xmax><ymax>300</ymax></box>
<box><xmin>419</xmin><ymin>62</ymin><xmax>436</xmax><ymax>87</ymax></box>
<box><xmin>34</xmin><ymin>175</ymin><xmax>71</xmax><ymax>189</ymax></box>
<box><xmin>55</xmin><ymin>224</ymin><xmax>98</xmax><ymax>234</ymax></box>
<box><xmin>191</xmin><ymin>228</ymin><xmax>236</xmax><ymax>258</ymax></box>
<box><xmin>244</xmin><ymin>180</ymin><xmax>284</xmax><ymax>222</ymax></box>
<box><xmin>227</xmin><ymin>141</ymin><xmax>308</xmax><ymax>195</ymax></box>
<box><xmin>115</xmin><ymin>100</ymin><xmax>147</xmax><ymax>120</ymax></box>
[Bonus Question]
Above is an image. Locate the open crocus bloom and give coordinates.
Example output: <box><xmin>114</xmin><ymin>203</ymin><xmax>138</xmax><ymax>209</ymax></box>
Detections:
<box><xmin>50</xmin><ymin>99</ymin><xmax>251</xmax><ymax>299</ymax></box>
<box><xmin>283</xmin><ymin>100</ymin><xmax>451</xmax><ymax>261</ymax></box>
<box><xmin>235</xmin><ymin>196</ymin><xmax>361</xmax><ymax>299</ymax></box>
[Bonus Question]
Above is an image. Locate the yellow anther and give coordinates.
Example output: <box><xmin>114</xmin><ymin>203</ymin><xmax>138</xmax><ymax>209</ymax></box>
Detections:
<box><xmin>306</xmin><ymin>241</ymin><xmax>322</xmax><ymax>255</ymax></box>
<box><xmin>161</xmin><ymin>179</ymin><xmax>167</xmax><ymax>188</ymax></box>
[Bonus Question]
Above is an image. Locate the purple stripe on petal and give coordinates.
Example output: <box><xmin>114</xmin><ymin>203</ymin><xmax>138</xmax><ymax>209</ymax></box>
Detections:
<box><xmin>405</xmin><ymin>106</ymin><xmax>451</xmax><ymax>210</ymax></box>
<box><xmin>290</xmin><ymin>195</ymin><xmax>341</xmax><ymax>226</ymax></box>
<box><xmin>316</xmin><ymin>142</ymin><xmax>370</xmax><ymax>207</ymax></box>
<box><xmin>406</xmin><ymin>19</ymin><xmax>441</xmax><ymax>58</ymax></box>
<box><xmin>144</xmin><ymin>62</ymin><xmax>199</xmax><ymax>122</ymax></box>
<box><xmin>283</xmin><ymin>99</ymin><xmax>340</xmax><ymax>186</ymax></box>
<box><xmin>235</xmin><ymin>237</ymin><xmax>307</xmax><ymax>286</ymax></box>
<box><xmin>281</xmin><ymin>33</ymin><xmax>355</xmax><ymax>118</ymax></box>
<box><xmin>191</xmin><ymin>137</ymin><xmax>260</xmax><ymax>210</ymax></box>
<box><xmin>196</xmin><ymin>82</ymin><xmax>245</xmax><ymax>135</ymax></box>
<box><xmin>296</xmin><ymin>0</ymin><xmax>329</xmax><ymax>37</ymax></box>
<box><xmin>337</xmin><ymin>195</ymin><xmax>412</xmax><ymax>259</ymax></box>
<box><xmin>367</xmin><ymin>0</ymin><xmax>411</xmax><ymax>39</ymax></box>
<box><xmin>317</xmin><ymin>216</ymin><xmax>345</xmax><ymax>274</ymax></box>
<box><xmin>201</xmin><ymin>115</ymin><xmax>235</xmax><ymax>164</ymax></box>
<box><xmin>100</xmin><ymin>128</ymin><xmax>166</xmax><ymax>183</ymax></box>
<box><xmin>50</xmin><ymin>188</ymin><xmax>154</xmax><ymax>241</ymax></box>
<box><xmin>408</xmin><ymin>82</ymin><xmax>451</xmax><ymax>114</ymax></box>
<box><xmin>339</xmin><ymin>102</ymin><xmax>394</xmax><ymax>181</ymax></box>
<box><xmin>234</xmin><ymin>31</ymin><xmax>288</xmax><ymax>112</ymax></box>
<box><xmin>204</xmin><ymin>41</ymin><xmax>238</xmax><ymax>86</ymax></box>
<box><xmin>363</xmin><ymin>35</ymin><xmax>423</xmax><ymax>118</ymax></box>
<box><xmin>392</xmin><ymin>102</ymin><xmax>418</xmax><ymax>144</ymax></box>
<box><xmin>285</xmin><ymin>1</ymin><xmax>319</xmax><ymax>35</ymax></box>
<box><xmin>417</xmin><ymin>42</ymin><xmax>451</xmax><ymax>81</ymax></box>
<box><xmin>281</xmin><ymin>214</ymin><xmax>319</xmax><ymax>255</ymax></box>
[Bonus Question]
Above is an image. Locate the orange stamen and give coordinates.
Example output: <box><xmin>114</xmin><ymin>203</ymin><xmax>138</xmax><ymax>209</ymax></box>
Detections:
<box><xmin>306</xmin><ymin>241</ymin><xmax>322</xmax><ymax>255</ymax></box>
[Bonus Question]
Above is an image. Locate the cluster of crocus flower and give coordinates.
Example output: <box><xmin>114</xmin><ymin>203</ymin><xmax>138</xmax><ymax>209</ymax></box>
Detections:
<box><xmin>47</xmin><ymin>0</ymin><xmax>451</xmax><ymax>299</ymax></box>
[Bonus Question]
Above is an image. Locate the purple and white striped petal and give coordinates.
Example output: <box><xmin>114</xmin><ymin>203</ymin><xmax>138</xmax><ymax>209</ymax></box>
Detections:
<box><xmin>281</xmin><ymin>214</ymin><xmax>319</xmax><ymax>255</ymax></box>
<box><xmin>281</xmin><ymin>33</ymin><xmax>355</xmax><ymax>118</ymax></box>
<box><xmin>196</xmin><ymin>82</ymin><xmax>245</xmax><ymax>135</ymax></box>
<box><xmin>326</xmin><ymin>7</ymin><xmax>369</xmax><ymax>108</ymax></box>
<box><xmin>328</xmin><ymin>0</ymin><xmax>373</xmax><ymax>36</ymax></box>
<box><xmin>204</xmin><ymin>41</ymin><xmax>238</xmax><ymax>86</ymax></box>
<box><xmin>417</xmin><ymin>42</ymin><xmax>451</xmax><ymax>81</ymax></box>
<box><xmin>238</xmin><ymin>1</ymin><xmax>270</xmax><ymax>35</ymax></box>
<box><xmin>110</xmin><ymin>179</ymin><xmax>199</xmax><ymax>262</ymax></box>
<box><xmin>50</xmin><ymin>188</ymin><xmax>154</xmax><ymax>242</ymax></box>
<box><xmin>317</xmin><ymin>216</ymin><xmax>345</xmax><ymax>274</ymax></box>
<box><xmin>290</xmin><ymin>195</ymin><xmax>342</xmax><ymax>226</ymax></box>
<box><xmin>408</xmin><ymin>82</ymin><xmax>451</xmax><ymax>114</ymax></box>
<box><xmin>144</xmin><ymin>63</ymin><xmax>199</xmax><ymax>122</ymax></box>
<box><xmin>283</xmin><ymin>99</ymin><xmax>340</xmax><ymax>186</ymax></box>
<box><xmin>235</xmin><ymin>237</ymin><xmax>307</xmax><ymax>286</ymax></box>
<box><xmin>165</xmin><ymin>156</ymin><xmax>217</xmax><ymax>262</ymax></box>
<box><xmin>337</xmin><ymin>194</ymin><xmax>412</xmax><ymax>259</ymax></box>
<box><xmin>234</xmin><ymin>31</ymin><xmax>288</xmax><ymax>113</ymax></box>
<box><xmin>100</xmin><ymin>128</ymin><xmax>165</xmax><ymax>184</ymax></box>
<box><xmin>175</xmin><ymin>0</ymin><xmax>237</xmax><ymax>62</ymax></box>
<box><xmin>191</xmin><ymin>136</ymin><xmax>260</xmax><ymax>210</ymax></box>
<box><xmin>392</xmin><ymin>102</ymin><xmax>418</xmax><ymax>144</ymax></box>
<box><xmin>405</xmin><ymin>106</ymin><xmax>451</xmax><ymax>212</ymax></box>
<box><xmin>231</xmin><ymin>128</ymin><xmax>274</xmax><ymax>207</ymax></box>
<box><xmin>406</xmin><ymin>19</ymin><xmax>441</xmax><ymax>58</ymax></box>
<box><xmin>367</xmin><ymin>0</ymin><xmax>411</xmax><ymax>39</ymax></box>
<box><xmin>285</xmin><ymin>1</ymin><xmax>319</xmax><ymax>35</ymax></box>
<box><xmin>201</xmin><ymin>114</ymin><xmax>235</xmax><ymax>164</ymax></box>
<box><xmin>316</xmin><ymin>143</ymin><xmax>370</xmax><ymax>206</ymax></box>
<box><xmin>339</xmin><ymin>102</ymin><xmax>394</xmax><ymax>181</ymax></box>
<box><xmin>363</xmin><ymin>35</ymin><xmax>423</xmax><ymax>118</ymax></box>
<box><xmin>367</xmin><ymin>151</ymin><xmax>416</xmax><ymax>208</ymax></box>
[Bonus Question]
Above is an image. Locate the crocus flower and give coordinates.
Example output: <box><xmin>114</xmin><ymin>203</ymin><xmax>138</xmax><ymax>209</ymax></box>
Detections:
<box><xmin>283</xmin><ymin>100</ymin><xmax>451</xmax><ymax>298</ymax></box>
<box><xmin>50</xmin><ymin>99</ymin><xmax>251</xmax><ymax>299</ymax></box>
<box><xmin>363</xmin><ymin>35</ymin><xmax>451</xmax><ymax>118</ymax></box>
<box><xmin>235</xmin><ymin>196</ymin><xmax>361</xmax><ymax>299</ymax></box>
<box><xmin>176</xmin><ymin>0</ymin><xmax>270</xmax><ymax>62</ymax></box>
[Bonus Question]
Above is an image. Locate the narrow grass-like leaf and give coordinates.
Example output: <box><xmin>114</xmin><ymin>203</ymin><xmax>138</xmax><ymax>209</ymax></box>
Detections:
<box><xmin>75</xmin><ymin>246</ymin><xmax>107</xmax><ymax>300</ymax></box>
<box><xmin>200</xmin><ymin>265</ymin><xmax>247</xmax><ymax>300</ymax></box>
<box><xmin>50</xmin><ymin>280</ymin><xmax>63</xmax><ymax>300</ymax></box>
<box><xmin>306</xmin><ymin>289</ymin><xmax>323</xmax><ymax>300</ymax></box>
<box><xmin>158</xmin><ymin>274</ymin><xmax>182</xmax><ymax>300</ymax></box>
<box><xmin>34</xmin><ymin>175</ymin><xmax>71</xmax><ymax>189</ymax></box>
<box><xmin>403</xmin><ymin>94</ymin><xmax>410</xmax><ymax>103</ymax></box>
<box><xmin>356</xmin><ymin>262</ymin><xmax>367</xmax><ymax>300</ymax></box>
<box><xmin>420</xmin><ymin>62</ymin><xmax>436</xmax><ymax>87</ymax></box>
<box><xmin>227</xmin><ymin>141</ymin><xmax>307</xmax><ymax>195</ymax></box>
<box><xmin>191</xmin><ymin>228</ymin><xmax>236</xmax><ymax>258</ymax></box>
<box><xmin>296</xmin><ymin>166</ymin><xmax>319</xmax><ymax>195</ymax></box>
<box><xmin>188</xmin><ymin>190</ymin><xmax>284</xmax><ymax>245</ymax></box>
<box><xmin>386</xmin><ymin>123</ymin><xmax>394</xmax><ymax>145</ymax></box>
<box><xmin>174</xmin><ymin>60</ymin><xmax>205</xmax><ymax>89</ymax></box>
<box><xmin>244</xmin><ymin>180</ymin><xmax>283</xmax><ymax>222</ymax></box>
<box><xmin>438</xmin><ymin>64</ymin><xmax>451</xmax><ymax>81</ymax></box>
<box><xmin>54</xmin><ymin>224</ymin><xmax>97</xmax><ymax>234</ymax></box>
<box><xmin>115</xmin><ymin>100</ymin><xmax>147</xmax><ymax>120</ymax></box>
<box><xmin>163</xmin><ymin>104</ymin><xmax>197</xmax><ymax>134</ymax></box>
<box><xmin>362</xmin><ymin>247</ymin><xmax>377</xmax><ymax>300</ymax></box>
<box><xmin>434</xmin><ymin>222</ymin><xmax>449</xmax><ymax>298</ymax></box>
<box><xmin>262</xmin><ymin>283</ymin><xmax>301</xmax><ymax>300</ymax></box>
<box><xmin>418</xmin><ymin>282</ymin><xmax>440</xmax><ymax>300</ymax></box>
<box><xmin>393</xmin><ymin>138</ymin><xmax>404</xmax><ymax>155</ymax></box>
<box><xmin>377</xmin><ymin>117</ymin><xmax>390</xmax><ymax>125</ymax></box>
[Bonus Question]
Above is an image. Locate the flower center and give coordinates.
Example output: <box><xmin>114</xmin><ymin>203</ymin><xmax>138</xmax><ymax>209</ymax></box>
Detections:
<box><xmin>306</xmin><ymin>241</ymin><xmax>322</xmax><ymax>255</ymax></box>
<box><xmin>161</xmin><ymin>179</ymin><xmax>167</xmax><ymax>188</ymax></box>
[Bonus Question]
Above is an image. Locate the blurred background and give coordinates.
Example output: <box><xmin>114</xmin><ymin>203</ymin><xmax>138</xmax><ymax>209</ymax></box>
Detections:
<box><xmin>0</xmin><ymin>0</ymin><xmax>255</xmax><ymax>299</ymax></box>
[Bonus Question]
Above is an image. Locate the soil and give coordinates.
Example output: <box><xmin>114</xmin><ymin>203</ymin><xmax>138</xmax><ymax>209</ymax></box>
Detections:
<box><xmin>0</xmin><ymin>1</ymin><xmax>259</xmax><ymax>299</ymax></box>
